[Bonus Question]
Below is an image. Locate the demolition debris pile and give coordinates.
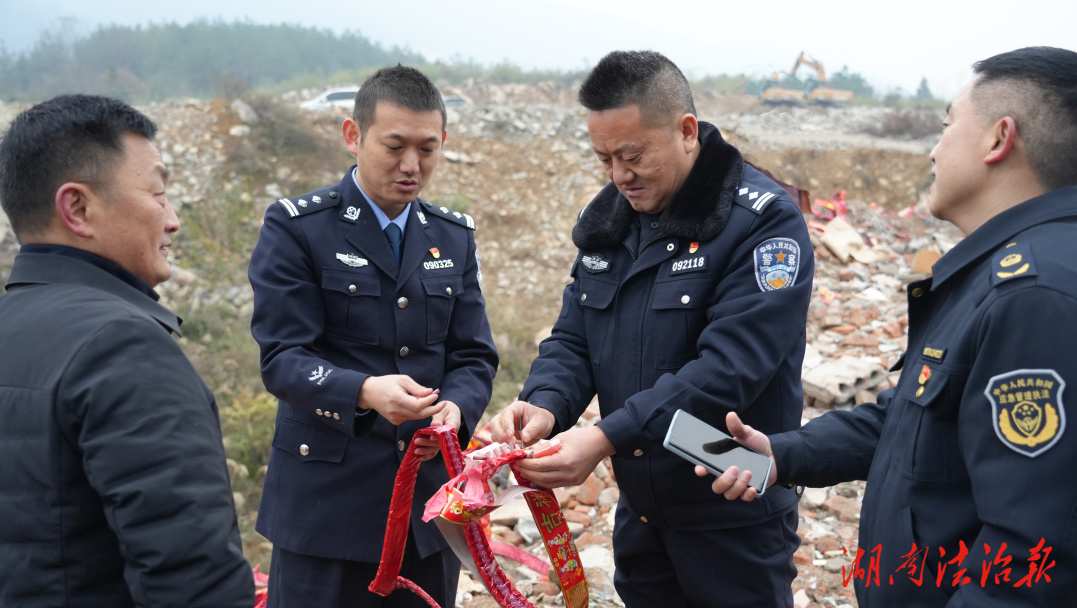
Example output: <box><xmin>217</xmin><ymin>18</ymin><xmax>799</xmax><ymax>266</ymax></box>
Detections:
<box><xmin>0</xmin><ymin>85</ymin><xmax>952</xmax><ymax>608</ymax></box>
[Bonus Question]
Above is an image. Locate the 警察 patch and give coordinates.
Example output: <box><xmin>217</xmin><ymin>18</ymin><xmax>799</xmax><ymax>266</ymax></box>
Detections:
<box><xmin>753</xmin><ymin>238</ymin><xmax>800</xmax><ymax>291</ymax></box>
<box><xmin>985</xmin><ymin>369</ymin><xmax>1066</xmax><ymax>458</ymax></box>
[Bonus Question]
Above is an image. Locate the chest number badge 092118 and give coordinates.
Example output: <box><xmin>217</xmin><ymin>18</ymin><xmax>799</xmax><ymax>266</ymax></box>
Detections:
<box><xmin>985</xmin><ymin>369</ymin><xmax>1066</xmax><ymax>458</ymax></box>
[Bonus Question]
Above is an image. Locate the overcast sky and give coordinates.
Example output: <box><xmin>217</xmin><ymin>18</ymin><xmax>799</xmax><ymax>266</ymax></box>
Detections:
<box><xmin>2</xmin><ymin>0</ymin><xmax>1075</xmax><ymax>99</ymax></box>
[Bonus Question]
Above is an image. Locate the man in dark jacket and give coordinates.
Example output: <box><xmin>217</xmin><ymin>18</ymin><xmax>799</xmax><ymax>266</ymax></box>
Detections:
<box><xmin>248</xmin><ymin>66</ymin><xmax>498</xmax><ymax>607</ymax></box>
<box><xmin>706</xmin><ymin>47</ymin><xmax>1077</xmax><ymax>608</ymax></box>
<box><xmin>0</xmin><ymin>95</ymin><xmax>253</xmax><ymax>607</ymax></box>
<box><xmin>491</xmin><ymin>51</ymin><xmax>813</xmax><ymax>606</ymax></box>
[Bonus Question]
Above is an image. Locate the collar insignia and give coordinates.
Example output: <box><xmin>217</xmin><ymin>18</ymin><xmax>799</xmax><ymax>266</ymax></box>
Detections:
<box><xmin>335</xmin><ymin>253</ymin><xmax>368</xmax><ymax>268</ymax></box>
<box><xmin>344</xmin><ymin>206</ymin><xmax>360</xmax><ymax>221</ymax></box>
<box><xmin>418</xmin><ymin>211</ymin><xmax>427</xmax><ymax>224</ymax></box>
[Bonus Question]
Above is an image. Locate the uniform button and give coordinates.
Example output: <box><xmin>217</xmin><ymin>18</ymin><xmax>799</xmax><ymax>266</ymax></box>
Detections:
<box><xmin>333</xmin><ymin>413</ymin><xmax>340</xmax><ymax>420</ymax></box>
<box><xmin>911</xmin><ymin>287</ymin><xmax>924</xmax><ymax>297</ymax></box>
<box><xmin>640</xmin><ymin>516</ymin><xmax>649</xmax><ymax>523</ymax></box>
<box><xmin>397</xmin><ymin>297</ymin><xmax>409</xmax><ymax>309</ymax></box>
<box><xmin>315</xmin><ymin>409</ymin><xmax>323</xmax><ymax>416</ymax></box>
<box><xmin>633</xmin><ymin>449</ymin><xmax>644</xmax><ymax>457</ymax></box>
<box><xmin>329</xmin><ymin>191</ymin><xmax>338</xmax><ymax>199</ymax></box>
<box><xmin>681</xmin><ymin>295</ymin><xmax>690</xmax><ymax>304</ymax></box>
<box><xmin>666</xmin><ymin>243</ymin><xmax>675</xmax><ymax>251</ymax></box>
<box><xmin>348</xmin><ymin>284</ymin><xmax>357</xmax><ymax>294</ymax></box>
<box><xmin>581</xmin><ymin>293</ymin><xmax>588</xmax><ymax>303</ymax></box>
<box><xmin>915</xmin><ymin>386</ymin><xmax>925</xmax><ymax>398</ymax></box>
<box><xmin>650</xmin><ymin>221</ymin><xmax>660</xmax><ymax>229</ymax></box>
<box><xmin>445</xmin><ymin>286</ymin><xmax>453</xmax><ymax>296</ymax></box>
<box><xmin>397</xmin><ymin>440</ymin><xmax>406</xmax><ymax>452</ymax></box>
<box><xmin>399</xmin><ymin>346</ymin><xmax>410</xmax><ymax>357</ymax></box>
<box><xmin>324</xmin><ymin>411</ymin><xmax>332</xmax><ymax>418</ymax></box>
<box><xmin>299</xmin><ymin>444</ymin><xmax>310</xmax><ymax>456</ymax></box>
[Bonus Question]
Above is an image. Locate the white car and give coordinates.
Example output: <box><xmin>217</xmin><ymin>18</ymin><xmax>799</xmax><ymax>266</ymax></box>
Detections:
<box><xmin>300</xmin><ymin>87</ymin><xmax>469</xmax><ymax>111</ymax></box>
<box><xmin>299</xmin><ymin>87</ymin><xmax>360</xmax><ymax>111</ymax></box>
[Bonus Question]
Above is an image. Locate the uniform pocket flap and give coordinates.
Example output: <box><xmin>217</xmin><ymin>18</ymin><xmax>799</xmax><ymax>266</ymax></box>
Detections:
<box><xmin>272</xmin><ymin>419</ymin><xmax>348</xmax><ymax>463</ymax></box>
<box><xmin>421</xmin><ymin>274</ymin><xmax>463</xmax><ymax>298</ymax></box>
<box><xmin>322</xmin><ymin>268</ymin><xmax>379</xmax><ymax>297</ymax></box>
<box><xmin>579</xmin><ymin>277</ymin><xmax>617</xmax><ymax>309</ymax></box>
<box><xmin>651</xmin><ymin>278</ymin><xmax>711</xmax><ymax>310</ymax></box>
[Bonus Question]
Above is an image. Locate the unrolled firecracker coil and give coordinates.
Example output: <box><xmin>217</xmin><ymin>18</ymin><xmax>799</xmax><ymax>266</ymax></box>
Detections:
<box><xmin>369</xmin><ymin>425</ymin><xmax>588</xmax><ymax>608</ymax></box>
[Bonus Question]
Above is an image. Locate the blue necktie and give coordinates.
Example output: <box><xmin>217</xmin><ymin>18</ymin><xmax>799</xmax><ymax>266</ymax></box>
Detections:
<box><xmin>385</xmin><ymin>222</ymin><xmax>403</xmax><ymax>264</ymax></box>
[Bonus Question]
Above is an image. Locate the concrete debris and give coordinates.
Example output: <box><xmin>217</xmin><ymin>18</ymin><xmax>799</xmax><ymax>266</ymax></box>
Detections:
<box><xmin>230</xmin><ymin>98</ymin><xmax>260</xmax><ymax>125</ymax></box>
<box><xmin>802</xmin><ymin>357</ymin><xmax>889</xmax><ymax>406</ymax></box>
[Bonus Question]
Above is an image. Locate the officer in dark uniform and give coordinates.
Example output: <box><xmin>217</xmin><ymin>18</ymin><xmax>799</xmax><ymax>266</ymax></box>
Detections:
<box><xmin>708</xmin><ymin>47</ymin><xmax>1077</xmax><ymax>608</ymax></box>
<box><xmin>490</xmin><ymin>51</ymin><xmax>813</xmax><ymax>607</ymax></box>
<box><xmin>248</xmin><ymin>66</ymin><xmax>498</xmax><ymax>608</ymax></box>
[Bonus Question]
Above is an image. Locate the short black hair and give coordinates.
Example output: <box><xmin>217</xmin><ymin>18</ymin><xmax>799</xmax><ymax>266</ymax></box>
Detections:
<box><xmin>0</xmin><ymin>94</ymin><xmax>157</xmax><ymax>240</ymax></box>
<box><xmin>578</xmin><ymin>50</ymin><xmax>696</xmax><ymax>126</ymax></box>
<box><xmin>353</xmin><ymin>65</ymin><xmax>446</xmax><ymax>138</ymax></box>
<box><xmin>971</xmin><ymin>46</ymin><xmax>1077</xmax><ymax>190</ymax></box>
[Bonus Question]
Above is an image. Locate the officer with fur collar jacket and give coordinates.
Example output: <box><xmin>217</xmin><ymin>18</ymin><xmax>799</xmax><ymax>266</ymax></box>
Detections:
<box><xmin>492</xmin><ymin>51</ymin><xmax>814</xmax><ymax>606</ymax></box>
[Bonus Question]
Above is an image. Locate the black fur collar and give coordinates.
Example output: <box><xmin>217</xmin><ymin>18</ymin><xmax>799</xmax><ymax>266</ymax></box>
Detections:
<box><xmin>572</xmin><ymin>121</ymin><xmax>744</xmax><ymax>249</ymax></box>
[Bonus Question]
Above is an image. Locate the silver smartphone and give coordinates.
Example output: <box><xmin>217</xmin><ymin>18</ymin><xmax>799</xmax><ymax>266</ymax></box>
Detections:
<box><xmin>663</xmin><ymin>409</ymin><xmax>773</xmax><ymax>495</ymax></box>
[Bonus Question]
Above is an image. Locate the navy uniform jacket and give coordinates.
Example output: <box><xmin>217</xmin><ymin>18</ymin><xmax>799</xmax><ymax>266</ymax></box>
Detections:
<box><xmin>772</xmin><ymin>186</ymin><xmax>1077</xmax><ymax>607</ymax></box>
<box><xmin>521</xmin><ymin>122</ymin><xmax>813</xmax><ymax>529</ymax></box>
<box><xmin>249</xmin><ymin>168</ymin><xmax>498</xmax><ymax>563</ymax></box>
<box><xmin>0</xmin><ymin>249</ymin><xmax>253</xmax><ymax>607</ymax></box>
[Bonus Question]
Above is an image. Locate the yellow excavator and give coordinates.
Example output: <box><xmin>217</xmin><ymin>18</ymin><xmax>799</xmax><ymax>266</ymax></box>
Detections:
<box><xmin>791</xmin><ymin>52</ymin><xmax>854</xmax><ymax>105</ymax></box>
<box><xmin>759</xmin><ymin>72</ymin><xmax>805</xmax><ymax>105</ymax></box>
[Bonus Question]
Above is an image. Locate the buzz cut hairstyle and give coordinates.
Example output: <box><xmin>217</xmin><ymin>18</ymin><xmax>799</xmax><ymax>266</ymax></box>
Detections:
<box><xmin>971</xmin><ymin>46</ymin><xmax>1077</xmax><ymax>191</ymax></box>
<box><xmin>0</xmin><ymin>94</ymin><xmax>157</xmax><ymax>241</ymax></box>
<box><xmin>577</xmin><ymin>50</ymin><xmax>696</xmax><ymax>127</ymax></box>
<box><xmin>352</xmin><ymin>64</ymin><xmax>446</xmax><ymax>140</ymax></box>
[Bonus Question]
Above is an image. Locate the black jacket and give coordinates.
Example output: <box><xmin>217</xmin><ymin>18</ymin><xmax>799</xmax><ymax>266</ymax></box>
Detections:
<box><xmin>0</xmin><ymin>250</ymin><xmax>253</xmax><ymax>607</ymax></box>
<box><xmin>772</xmin><ymin>186</ymin><xmax>1077</xmax><ymax>607</ymax></box>
<box><xmin>521</xmin><ymin>122</ymin><xmax>813</xmax><ymax>529</ymax></box>
<box><xmin>248</xmin><ymin>169</ymin><xmax>498</xmax><ymax>562</ymax></box>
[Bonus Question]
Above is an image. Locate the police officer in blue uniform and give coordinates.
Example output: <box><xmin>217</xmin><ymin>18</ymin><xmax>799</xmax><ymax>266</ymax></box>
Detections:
<box><xmin>248</xmin><ymin>66</ymin><xmax>498</xmax><ymax>608</ymax></box>
<box><xmin>491</xmin><ymin>51</ymin><xmax>813</xmax><ymax>607</ymax></box>
<box><xmin>708</xmin><ymin>47</ymin><xmax>1077</xmax><ymax>608</ymax></box>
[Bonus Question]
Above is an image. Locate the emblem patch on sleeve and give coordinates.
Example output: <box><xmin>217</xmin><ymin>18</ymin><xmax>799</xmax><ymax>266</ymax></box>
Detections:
<box><xmin>753</xmin><ymin>238</ymin><xmax>801</xmax><ymax>291</ymax></box>
<box><xmin>985</xmin><ymin>369</ymin><xmax>1066</xmax><ymax>457</ymax></box>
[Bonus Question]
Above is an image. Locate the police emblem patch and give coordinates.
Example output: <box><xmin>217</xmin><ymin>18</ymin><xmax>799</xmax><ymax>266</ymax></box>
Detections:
<box><xmin>581</xmin><ymin>255</ymin><xmax>610</xmax><ymax>273</ymax></box>
<box><xmin>985</xmin><ymin>369</ymin><xmax>1066</xmax><ymax>457</ymax></box>
<box><xmin>753</xmin><ymin>238</ymin><xmax>800</xmax><ymax>291</ymax></box>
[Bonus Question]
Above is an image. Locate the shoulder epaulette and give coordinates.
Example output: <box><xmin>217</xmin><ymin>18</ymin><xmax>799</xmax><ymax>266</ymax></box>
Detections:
<box><xmin>991</xmin><ymin>241</ymin><xmax>1038</xmax><ymax>286</ymax></box>
<box><xmin>420</xmin><ymin>199</ymin><xmax>476</xmax><ymax>230</ymax></box>
<box><xmin>732</xmin><ymin>184</ymin><xmax>783</xmax><ymax>215</ymax></box>
<box><xmin>275</xmin><ymin>189</ymin><xmax>341</xmax><ymax>218</ymax></box>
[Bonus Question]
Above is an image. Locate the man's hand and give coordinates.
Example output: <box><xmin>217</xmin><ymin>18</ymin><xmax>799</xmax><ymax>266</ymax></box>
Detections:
<box><xmin>694</xmin><ymin>411</ymin><xmax>777</xmax><ymax>502</ymax></box>
<box><xmin>413</xmin><ymin>401</ymin><xmax>462</xmax><ymax>461</ymax></box>
<box><xmin>357</xmin><ymin>375</ymin><xmax>443</xmax><ymax>425</ymax></box>
<box><xmin>511</xmin><ymin>425</ymin><xmax>615</xmax><ymax>489</ymax></box>
<box><xmin>489</xmin><ymin>400</ymin><xmax>555</xmax><ymax>446</ymax></box>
